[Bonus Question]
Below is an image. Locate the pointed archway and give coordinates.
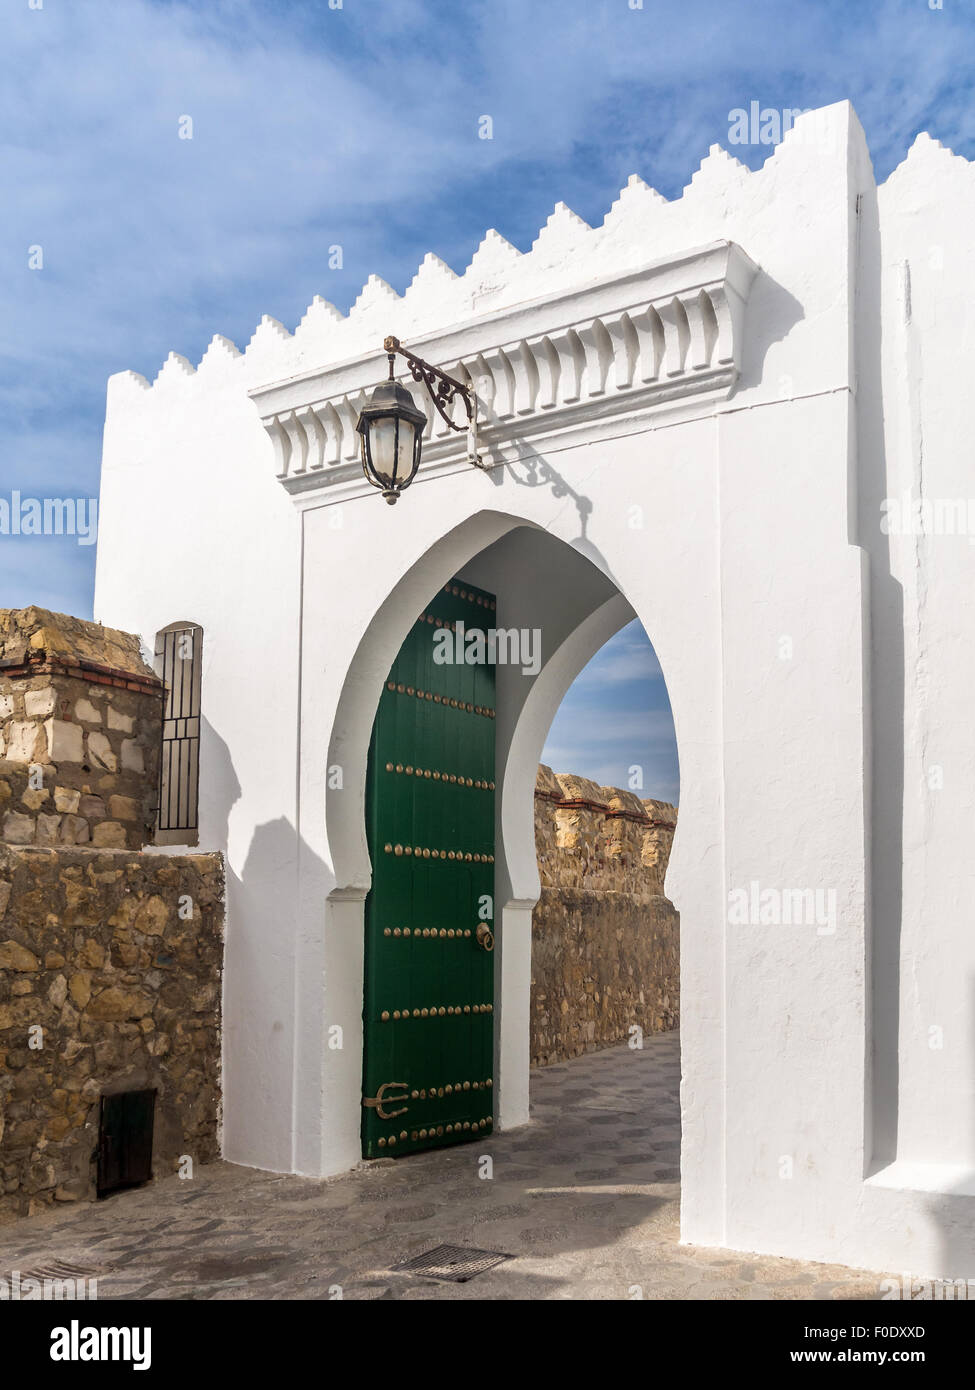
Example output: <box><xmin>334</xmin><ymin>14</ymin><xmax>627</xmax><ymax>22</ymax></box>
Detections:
<box><xmin>304</xmin><ymin>507</ymin><xmax>725</xmax><ymax>1243</ymax></box>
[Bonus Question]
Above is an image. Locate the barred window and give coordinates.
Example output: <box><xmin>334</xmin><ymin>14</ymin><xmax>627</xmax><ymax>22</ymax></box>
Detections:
<box><xmin>154</xmin><ymin>622</ymin><xmax>202</xmax><ymax>843</ymax></box>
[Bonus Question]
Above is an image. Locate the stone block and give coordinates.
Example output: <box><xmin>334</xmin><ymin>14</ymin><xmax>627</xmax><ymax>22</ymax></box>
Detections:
<box><xmin>91</xmin><ymin>821</ymin><xmax>126</xmax><ymax>848</ymax></box>
<box><xmin>63</xmin><ymin>878</ymin><xmax>99</xmax><ymax>924</ymax></box>
<box><xmin>3</xmin><ymin>811</ymin><xmax>35</xmax><ymax>844</ymax></box>
<box><xmin>21</xmin><ymin>787</ymin><xmax>50</xmax><ymax>811</ymax></box>
<box><xmin>53</xmin><ymin>1181</ymin><xmax>84</xmax><ymax>1201</ymax></box>
<box><xmin>48</xmin><ymin>975</ymin><xmax>68</xmax><ymax>1008</ymax></box>
<box><xmin>108</xmin><ymin>794</ymin><xmax>139</xmax><ymax>821</ymax></box>
<box><xmin>136</xmin><ymin>895</ymin><xmax>170</xmax><ymax>935</ymax></box>
<box><xmin>7</xmin><ymin>720</ymin><xmax>47</xmax><ymax>763</ymax></box>
<box><xmin>54</xmin><ymin>786</ymin><xmax>81</xmax><ymax>813</ymax></box>
<box><xmin>68</xmin><ymin>972</ymin><xmax>92</xmax><ymax>1009</ymax></box>
<box><xmin>82</xmin><ymin>938</ymin><xmax>106</xmax><ymax>969</ymax></box>
<box><xmin>24</xmin><ymin>687</ymin><xmax>57</xmax><ymax>719</ymax></box>
<box><xmin>59</xmin><ymin>814</ymin><xmax>90</xmax><ymax>845</ymax></box>
<box><xmin>44</xmin><ymin>719</ymin><xmax>83</xmax><ymax>763</ymax></box>
<box><xmin>79</xmin><ymin>795</ymin><xmax>105</xmax><ymax>818</ymax></box>
<box><xmin>74</xmin><ymin>698</ymin><xmax>102</xmax><ymax>723</ymax></box>
<box><xmin>86</xmin><ymin>986</ymin><xmax>153</xmax><ymax>1021</ymax></box>
<box><xmin>36</xmin><ymin>813</ymin><xmax>61</xmax><ymax>845</ymax></box>
<box><xmin>107</xmin><ymin>707</ymin><xmax>134</xmax><ymax>733</ymax></box>
<box><xmin>0</xmin><ymin>939</ymin><xmax>40</xmax><ymax>971</ymax></box>
<box><xmin>86</xmin><ymin>732</ymin><xmax>117</xmax><ymax>772</ymax></box>
<box><xmin>120</xmin><ymin>739</ymin><xmax>145</xmax><ymax>774</ymax></box>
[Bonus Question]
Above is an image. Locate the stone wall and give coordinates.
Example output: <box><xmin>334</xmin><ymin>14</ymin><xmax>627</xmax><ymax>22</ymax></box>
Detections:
<box><xmin>0</xmin><ymin>608</ymin><xmax>163</xmax><ymax>852</ymax></box>
<box><xmin>531</xmin><ymin>765</ymin><xmax>678</xmax><ymax>1067</ymax></box>
<box><xmin>0</xmin><ymin>845</ymin><xmax>223</xmax><ymax>1221</ymax></box>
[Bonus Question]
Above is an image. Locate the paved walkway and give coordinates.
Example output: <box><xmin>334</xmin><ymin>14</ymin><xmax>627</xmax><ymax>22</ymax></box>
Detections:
<box><xmin>0</xmin><ymin>1033</ymin><xmax>885</xmax><ymax>1299</ymax></box>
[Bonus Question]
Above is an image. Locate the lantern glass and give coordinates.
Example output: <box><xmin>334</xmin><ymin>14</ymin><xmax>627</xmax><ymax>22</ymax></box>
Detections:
<box><xmin>356</xmin><ymin>377</ymin><xmax>427</xmax><ymax>503</ymax></box>
<box><xmin>369</xmin><ymin>416</ymin><xmax>418</xmax><ymax>489</ymax></box>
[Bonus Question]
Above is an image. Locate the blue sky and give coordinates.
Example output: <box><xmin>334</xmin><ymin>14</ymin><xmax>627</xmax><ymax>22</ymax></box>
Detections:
<box><xmin>3</xmin><ymin>0</ymin><xmax>973</xmax><ymax>798</ymax></box>
<box><xmin>540</xmin><ymin>619</ymin><xmax>679</xmax><ymax>804</ymax></box>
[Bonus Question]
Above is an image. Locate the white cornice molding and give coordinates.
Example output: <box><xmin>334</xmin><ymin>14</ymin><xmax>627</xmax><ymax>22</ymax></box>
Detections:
<box><xmin>249</xmin><ymin>239</ymin><xmax>758</xmax><ymax>501</ymax></box>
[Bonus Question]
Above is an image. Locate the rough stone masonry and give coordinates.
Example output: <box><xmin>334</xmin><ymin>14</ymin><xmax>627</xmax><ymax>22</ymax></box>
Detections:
<box><xmin>0</xmin><ymin>607</ymin><xmax>163</xmax><ymax>850</ymax></box>
<box><xmin>531</xmin><ymin>765</ymin><xmax>678</xmax><ymax>1067</ymax></box>
<box><xmin>0</xmin><ymin>846</ymin><xmax>223</xmax><ymax>1221</ymax></box>
<box><xmin>0</xmin><ymin>607</ymin><xmax>223</xmax><ymax>1222</ymax></box>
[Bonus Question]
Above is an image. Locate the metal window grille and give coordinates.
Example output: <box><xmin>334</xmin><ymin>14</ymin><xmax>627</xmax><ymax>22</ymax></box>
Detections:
<box><xmin>155</xmin><ymin>624</ymin><xmax>202</xmax><ymax>833</ymax></box>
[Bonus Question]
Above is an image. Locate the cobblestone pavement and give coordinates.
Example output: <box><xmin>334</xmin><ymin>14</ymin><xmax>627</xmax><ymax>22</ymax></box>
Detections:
<box><xmin>0</xmin><ymin>1033</ymin><xmax>887</xmax><ymax>1300</ymax></box>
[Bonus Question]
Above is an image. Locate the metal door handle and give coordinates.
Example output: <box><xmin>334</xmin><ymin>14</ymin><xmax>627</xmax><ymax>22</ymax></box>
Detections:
<box><xmin>475</xmin><ymin>924</ymin><xmax>494</xmax><ymax>952</ymax></box>
<box><xmin>362</xmin><ymin>1082</ymin><xmax>409</xmax><ymax>1120</ymax></box>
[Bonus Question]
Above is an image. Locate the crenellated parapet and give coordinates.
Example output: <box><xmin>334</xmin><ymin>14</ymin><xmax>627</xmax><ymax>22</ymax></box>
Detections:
<box><xmin>102</xmin><ymin>122</ymin><xmax>806</xmax><ymax>400</ymax></box>
<box><xmin>104</xmin><ymin>111</ymin><xmax>975</xmax><ymax>506</ymax></box>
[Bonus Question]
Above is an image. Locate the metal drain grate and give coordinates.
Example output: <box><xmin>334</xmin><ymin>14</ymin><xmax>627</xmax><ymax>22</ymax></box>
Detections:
<box><xmin>392</xmin><ymin>1244</ymin><xmax>512</xmax><ymax>1283</ymax></box>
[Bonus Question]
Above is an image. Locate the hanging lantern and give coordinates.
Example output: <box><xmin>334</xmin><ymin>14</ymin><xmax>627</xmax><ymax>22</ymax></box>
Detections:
<box><xmin>355</xmin><ymin>352</ymin><xmax>427</xmax><ymax>505</ymax></box>
<box><xmin>355</xmin><ymin>336</ymin><xmax>483</xmax><ymax>505</ymax></box>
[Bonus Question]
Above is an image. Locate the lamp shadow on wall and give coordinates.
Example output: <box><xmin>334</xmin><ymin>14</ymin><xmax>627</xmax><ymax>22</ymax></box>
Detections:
<box><xmin>471</xmin><ymin>267</ymin><xmax>803</xmax><ymax>547</ymax></box>
<box><xmin>486</xmin><ymin>444</ymin><xmax>594</xmax><ymax>542</ymax></box>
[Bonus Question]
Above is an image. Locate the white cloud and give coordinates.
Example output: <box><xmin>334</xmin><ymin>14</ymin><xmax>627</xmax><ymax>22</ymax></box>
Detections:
<box><xmin>5</xmin><ymin>0</ymin><xmax>970</xmax><ymax>380</ymax></box>
<box><xmin>2</xmin><ymin>0</ymin><xmax>972</xmax><ymax>618</ymax></box>
<box><xmin>572</xmin><ymin>620</ymin><xmax>666</xmax><ymax>687</ymax></box>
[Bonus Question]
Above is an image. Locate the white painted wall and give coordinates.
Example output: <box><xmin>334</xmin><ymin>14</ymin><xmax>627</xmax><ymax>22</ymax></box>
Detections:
<box><xmin>870</xmin><ymin>137</ymin><xmax>975</xmax><ymax>1205</ymax></box>
<box><xmin>93</xmin><ymin>101</ymin><xmax>975</xmax><ymax>1279</ymax></box>
<box><xmin>95</xmin><ymin>347</ymin><xmax>302</xmax><ymax>1172</ymax></box>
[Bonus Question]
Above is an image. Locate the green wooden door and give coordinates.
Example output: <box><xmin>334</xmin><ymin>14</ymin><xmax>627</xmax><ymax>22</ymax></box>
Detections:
<box><xmin>362</xmin><ymin>578</ymin><xmax>497</xmax><ymax>1158</ymax></box>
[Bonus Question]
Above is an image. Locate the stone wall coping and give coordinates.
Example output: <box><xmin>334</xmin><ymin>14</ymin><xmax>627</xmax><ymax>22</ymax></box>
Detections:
<box><xmin>0</xmin><ymin>650</ymin><xmax>163</xmax><ymax>693</ymax></box>
<box><xmin>0</xmin><ymin>607</ymin><xmax>157</xmax><ymax>681</ymax></box>
<box><xmin>534</xmin><ymin>786</ymin><xmax>676</xmax><ymax>830</ymax></box>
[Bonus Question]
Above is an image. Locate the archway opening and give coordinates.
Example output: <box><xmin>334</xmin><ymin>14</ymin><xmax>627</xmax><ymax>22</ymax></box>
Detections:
<box><xmin>525</xmin><ymin>616</ymin><xmax>682</xmax><ymax>1196</ymax></box>
<box><xmin>325</xmin><ymin>510</ymin><xmax>695</xmax><ymax>1213</ymax></box>
<box><xmin>531</xmin><ymin>617</ymin><xmax>680</xmax><ymax>1070</ymax></box>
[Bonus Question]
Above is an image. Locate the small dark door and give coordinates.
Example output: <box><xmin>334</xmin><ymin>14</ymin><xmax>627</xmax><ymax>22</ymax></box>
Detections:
<box><xmin>362</xmin><ymin>579</ymin><xmax>497</xmax><ymax>1158</ymax></box>
<box><xmin>97</xmin><ymin>1089</ymin><xmax>156</xmax><ymax>1196</ymax></box>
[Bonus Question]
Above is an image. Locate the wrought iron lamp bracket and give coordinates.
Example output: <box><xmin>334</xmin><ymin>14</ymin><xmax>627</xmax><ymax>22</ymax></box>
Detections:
<box><xmin>383</xmin><ymin>336</ymin><xmax>484</xmax><ymax>468</ymax></box>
